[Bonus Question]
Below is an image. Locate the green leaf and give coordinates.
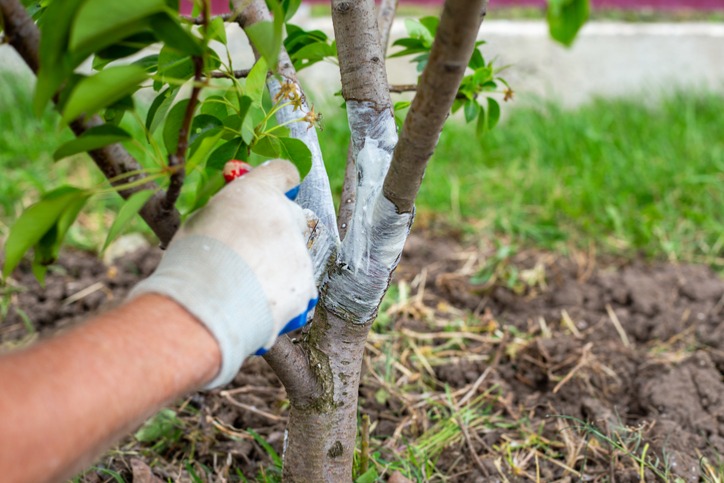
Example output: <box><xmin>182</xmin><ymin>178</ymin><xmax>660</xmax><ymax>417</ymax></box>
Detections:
<box><xmin>279</xmin><ymin>0</ymin><xmax>302</xmax><ymax>21</ymax></box>
<box><xmin>187</xmin><ymin>169</ymin><xmax>225</xmax><ymax>214</ymax></box>
<box><xmin>33</xmin><ymin>0</ymin><xmax>86</xmax><ymax>115</ymax></box>
<box><xmin>245</xmin><ymin>4</ymin><xmax>283</xmax><ymax>72</ymax></box>
<box><xmin>69</xmin><ymin>0</ymin><xmax>167</xmax><ymax>55</ymax></box>
<box><xmin>279</xmin><ymin>137</ymin><xmax>312</xmax><ymax>178</ymax></box>
<box><xmin>53</xmin><ymin>125</ymin><xmax>132</xmax><ymax>161</ymax></box>
<box><xmin>547</xmin><ymin>0</ymin><xmax>589</xmax><ymax>47</ymax></box>
<box><xmin>207</xmin><ymin>15</ymin><xmax>227</xmax><ymax>44</ymax></box>
<box><xmin>156</xmin><ymin>46</ymin><xmax>195</xmax><ymax>86</ymax></box>
<box><xmin>3</xmin><ymin>187</ymin><xmax>90</xmax><ymax>279</ymax></box>
<box><xmin>404</xmin><ymin>18</ymin><xmax>434</xmax><ymax>47</ymax></box>
<box><xmin>163</xmin><ymin>99</ymin><xmax>190</xmax><ymax>153</ymax></box>
<box><xmin>61</xmin><ymin>66</ymin><xmax>147</xmax><ymax>123</ymax></box>
<box><xmin>133</xmin><ymin>54</ymin><xmax>161</xmax><ymax>73</ymax></box>
<box><xmin>469</xmin><ymin>49</ymin><xmax>485</xmax><ymax>70</ymax></box>
<box><xmin>103</xmin><ymin>95</ymin><xmax>135</xmax><ymax>125</ymax></box>
<box><xmin>252</xmin><ymin>135</ymin><xmax>281</xmax><ymax>158</ymax></box>
<box><xmin>187</xmin><ymin>129</ymin><xmax>224</xmax><ymax>174</ymax></box>
<box><xmin>189</xmin><ymin>115</ymin><xmax>223</xmax><ymax>147</ymax></box>
<box><xmin>208</xmin><ymin>138</ymin><xmax>246</xmax><ymax>170</ymax></box>
<box><xmin>200</xmin><ymin>96</ymin><xmax>230</xmax><ymax>120</ymax></box>
<box><xmin>92</xmin><ymin>32</ymin><xmax>157</xmax><ymax>70</ymax></box>
<box><xmin>102</xmin><ymin>190</ymin><xmax>156</xmax><ymax>253</ymax></box>
<box><xmin>475</xmin><ymin>99</ymin><xmax>501</xmax><ymax>136</ymax></box>
<box><xmin>252</xmin><ymin>136</ymin><xmax>312</xmax><ymax>177</ymax></box>
<box><xmin>134</xmin><ymin>409</ymin><xmax>183</xmax><ymax>443</ymax></box>
<box><xmin>150</xmin><ymin>12</ymin><xmax>203</xmax><ymax>55</ymax></box>
<box><xmin>147</xmin><ymin>86</ymin><xmax>180</xmax><ymax>134</ymax></box>
<box><xmin>284</xmin><ymin>24</ymin><xmax>335</xmax><ymax>71</ymax></box>
<box><xmin>419</xmin><ymin>16</ymin><xmax>440</xmax><ymax>37</ymax></box>
<box><xmin>355</xmin><ymin>468</ymin><xmax>379</xmax><ymax>483</ymax></box>
<box><xmin>290</xmin><ymin>41</ymin><xmax>336</xmax><ymax>71</ymax></box>
<box><xmin>464</xmin><ymin>100</ymin><xmax>480</xmax><ymax>123</ymax></box>
<box><xmin>245</xmin><ymin>58</ymin><xmax>268</xmax><ymax>107</ymax></box>
<box><xmin>487</xmin><ymin>97</ymin><xmax>501</xmax><ymax>130</ymax></box>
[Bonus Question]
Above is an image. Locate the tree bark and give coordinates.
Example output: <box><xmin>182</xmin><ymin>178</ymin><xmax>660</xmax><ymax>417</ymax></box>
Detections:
<box><xmin>383</xmin><ymin>0</ymin><xmax>489</xmax><ymax>213</ymax></box>
<box><xmin>273</xmin><ymin>1</ymin><xmax>411</xmax><ymax>480</ymax></box>
<box><xmin>282</xmin><ymin>308</ymin><xmax>370</xmax><ymax>481</ymax></box>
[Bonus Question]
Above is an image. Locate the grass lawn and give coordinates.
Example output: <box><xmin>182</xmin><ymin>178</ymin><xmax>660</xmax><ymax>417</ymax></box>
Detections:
<box><xmin>317</xmin><ymin>92</ymin><xmax>724</xmax><ymax>268</ymax></box>
<box><xmin>0</xmin><ymin>69</ymin><xmax>722</xmax><ymax>266</ymax></box>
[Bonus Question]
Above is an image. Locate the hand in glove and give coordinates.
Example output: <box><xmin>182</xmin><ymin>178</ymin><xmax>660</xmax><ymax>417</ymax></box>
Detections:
<box><xmin>130</xmin><ymin>160</ymin><xmax>317</xmax><ymax>389</ymax></box>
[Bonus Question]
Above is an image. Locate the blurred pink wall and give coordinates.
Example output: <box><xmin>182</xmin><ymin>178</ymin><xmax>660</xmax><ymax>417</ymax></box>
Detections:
<box><xmin>179</xmin><ymin>0</ymin><xmax>724</xmax><ymax>15</ymax></box>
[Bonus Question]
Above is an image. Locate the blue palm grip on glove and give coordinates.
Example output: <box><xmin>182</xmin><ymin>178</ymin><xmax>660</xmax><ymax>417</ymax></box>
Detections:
<box><xmin>254</xmin><ymin>297</ymin><xmax>318</xmax><ymax>356</ymax></box>
<box><xmin>254</xmin><ymin>184</ymin><xmax>313</xmax><ymax>356</ymax></box>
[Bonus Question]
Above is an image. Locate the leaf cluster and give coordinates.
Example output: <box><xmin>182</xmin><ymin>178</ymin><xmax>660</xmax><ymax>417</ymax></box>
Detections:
<box><xmin>390</xmin><ymin>16</ymin><xmax>510</xmax><ymax>135</ymax></box>
<box><xmin>2</xmin><ymin>0</ymin><xmax>315</xmax><ymax>284</ymax></box>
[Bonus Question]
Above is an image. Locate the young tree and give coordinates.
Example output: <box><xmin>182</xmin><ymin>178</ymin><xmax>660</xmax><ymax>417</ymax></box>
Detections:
<box><xmin>0</xmin><ymin>0</ymin><xmax>587</xmax><ymax>479</ymax></box>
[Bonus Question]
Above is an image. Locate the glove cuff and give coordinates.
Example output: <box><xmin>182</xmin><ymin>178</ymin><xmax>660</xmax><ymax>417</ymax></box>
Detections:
<box><xmin>129</xmin><ymin>235</ymin><xmax>273</xmax><ymax>389</ymax></box>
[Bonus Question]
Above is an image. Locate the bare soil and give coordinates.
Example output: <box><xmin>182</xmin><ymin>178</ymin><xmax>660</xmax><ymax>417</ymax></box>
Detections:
<box><xmin>1</xmin><ymin>228</ymin><xmax>723</xmax><ymax>482</ymax></box>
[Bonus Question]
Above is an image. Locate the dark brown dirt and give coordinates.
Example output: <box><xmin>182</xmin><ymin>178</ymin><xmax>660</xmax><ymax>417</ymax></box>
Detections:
<box><xmin>1</xmin><ymin>229</ymin><xmax>723</xmax><ymax>482</ymax></box>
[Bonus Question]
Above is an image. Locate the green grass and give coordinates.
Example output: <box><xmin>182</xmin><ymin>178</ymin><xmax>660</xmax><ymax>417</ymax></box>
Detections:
<box><xmin>317</xmin><ymin>91</ymin><xmax>724</xmax><ymax>267</ymax></box>
<box><xmin>0</xmin><ymin>71</ymin><xmax>74</xmax><ymax>220</ymax></box>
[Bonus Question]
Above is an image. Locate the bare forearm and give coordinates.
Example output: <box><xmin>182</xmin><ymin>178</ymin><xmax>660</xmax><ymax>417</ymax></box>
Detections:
<box><xmin>0</xmin><ymin>295</ymin><xmax>221</xmax><ymax>483</ymax></box>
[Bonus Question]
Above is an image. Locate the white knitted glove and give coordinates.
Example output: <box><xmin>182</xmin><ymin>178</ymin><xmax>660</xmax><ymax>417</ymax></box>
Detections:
<box><xmin>129</xmin><ymin>160</ymin><xmax>317</xmax><ymax>389</ymax></box>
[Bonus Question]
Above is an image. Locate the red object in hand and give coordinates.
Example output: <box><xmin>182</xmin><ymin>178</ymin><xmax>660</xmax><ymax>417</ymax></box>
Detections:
<box><xmin>223</xmin><ymin>160</ymin><xmax>252</xmax><ymax>183</ymax></box>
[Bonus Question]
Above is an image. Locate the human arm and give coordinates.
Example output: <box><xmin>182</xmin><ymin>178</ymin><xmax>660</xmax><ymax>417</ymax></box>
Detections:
<box><xmin>0</xmin><ymin>294</ymin><xmax>220</xmax><ymax>483</ymax></box>
<box><xmin>0</xmin><ymin>160</ymin><xmax>317</xmax><ymax>482</ymax></box>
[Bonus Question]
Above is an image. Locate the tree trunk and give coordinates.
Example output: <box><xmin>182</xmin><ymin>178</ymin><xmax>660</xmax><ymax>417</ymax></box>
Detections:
<box><xmin>282</xmin><ymin>308</ymin><xmax>371</xmax><ymax>481</ymax></box>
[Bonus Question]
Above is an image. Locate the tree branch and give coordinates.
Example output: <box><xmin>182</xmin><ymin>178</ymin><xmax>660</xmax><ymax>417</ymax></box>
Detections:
<box><xmin>262</xmin><ymin>336</ymin><xmax>323</xmax><ymax>406</ymax></box>
<box><xmin>331</xmin><ymin>0</ymin><xmax>390</xmax><ymax>108</ymax></box>
<box><xmin>0</xmin><ymin>0</ymin><xmax>181</xmax><ymax>247</ymax></box>
<box><xmin>181</xmin><ymin>13</ymin><xmax>233</xmax><ymax>25</ymax></box>
<box><xmin>208</xmin><ymin>68</ymin><xmax>250</xmax><ymax>79</ymax></box>
<box><xmin>331</xmin><ymin>0</ymin><xmax>394</xmax><ymax>251</ymax></box>
<box><xmin>377</xmin><ymin>0</ymin><xmax>399</xmax><ymax>55</ymax></box>
<box><xmin>165</xmin><ymin>2</ymin><xmax>210</xmax><ymax>211</ymax></box>
<box><xmin>336</xmin><ymin>0</ymin><xmax>399</xmax><ymax>240</ymax></box>
<box><xmin>389</xmin><ymin>84</ymin><xmax>417</xmax><ymax>93</ymax></box>
<box><xmin>164</xmin><ymin>55</ymin><xmax>204</xmax><ymax>211</ymax></box>
<box><xmin>383</xmin><ymin>0</ymin><xmax>488</xmax><ymax>213</ymax></box>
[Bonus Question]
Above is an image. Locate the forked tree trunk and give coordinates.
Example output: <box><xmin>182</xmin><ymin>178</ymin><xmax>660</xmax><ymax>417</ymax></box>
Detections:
<box><xmin>276</xmin><ymin>1</ymin><xmax>489</xmax><ymax>479</ymax></box>
<box><xmin>282</xmin><ymin>309</ymin><xmax>371</xmax><ymax>480</ymax></box>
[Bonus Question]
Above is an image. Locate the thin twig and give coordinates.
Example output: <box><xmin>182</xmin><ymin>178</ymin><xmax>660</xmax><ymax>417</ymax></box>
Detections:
<box><xmin>209</xmin><ymin>68</ymin><xmax>251</xmax><ymax>79</ymax></box>
<box><xmin>605</xmin><ymin>304</ymin><xmax>631</xmax><ymax>347</ymax></box>
<box><xmin>360</xmin><ymin>414</ymin><xmax>370</xmax><ymax>474</ymax></box>
<box><xmin>389</xmin><ymin>84</ymin><xmax>418</xmax><ymax>93</ymax></box>
<box><xmin>219</xmin><ymin>392</ymin><xmax>288</xmax><ymax>422</ymax></box>
<box><xmin>552</xmin><ymin>343</ymin><xmax>592</xmax><ymax>394</ymax></box>
<box><xmin>457</xmin><ymin>416</ymin><xmax>489</xmax><ymax>477</ymax></box>
<box><xmin>164</xmin><ymin>3</ymin><xmax>209</xmax><ymax>210</ymax></box>
<box><xmin>181</xmin><ymin>13</ymin><xmax>234</xmax><ymax>24</ymax></box>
